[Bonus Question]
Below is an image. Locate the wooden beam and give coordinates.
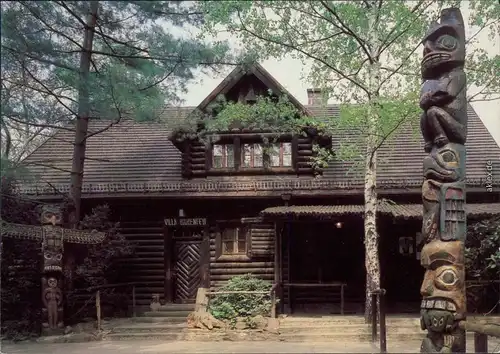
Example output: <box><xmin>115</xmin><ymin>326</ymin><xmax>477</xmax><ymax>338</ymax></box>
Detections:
<box><xmin>200</xmin><ymin>224</ymin><xmax>211</xmax><ymax>288</ymax></box>
<box><xmin>274</xmin><ymin>221</ymin><xmax>282</xmax><ymax>316</ymax></box>
<box><xmin>458</xmin><ymin>320</ymin><xmax>500</xmax><ymax>337</ymax></box>
<box><xmin>241</xmin><ymin>216</ymin><xmax>264</xmax><ymax>224</ymax></box>
<box><xmin>164</xmin><ymin>225</ymin><xmax>174</xmax><ymax>303</ymax></box>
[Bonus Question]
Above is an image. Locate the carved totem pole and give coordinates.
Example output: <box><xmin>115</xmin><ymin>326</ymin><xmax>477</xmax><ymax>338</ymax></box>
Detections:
<box><xmin>0</xmin><ymin>204</ymin><xmax>105</xmax><ymax>335</ymax></box>
<box><xmin>419</xmin><ymin>8</ymin><xmax>467</xmax><ymax>354</ymax></box>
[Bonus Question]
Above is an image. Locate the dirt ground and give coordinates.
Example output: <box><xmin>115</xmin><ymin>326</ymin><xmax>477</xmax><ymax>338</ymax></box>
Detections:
<box><xmin>2</xmin><ymin>339</ymin><xmax>500</xmax><ymax>354</ymax></box>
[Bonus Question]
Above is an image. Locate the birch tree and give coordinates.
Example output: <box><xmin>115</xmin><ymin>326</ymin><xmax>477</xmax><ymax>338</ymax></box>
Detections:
<box><xmin>199</xmin><ymin>0</ymin><xmax>500</xmax><ymax>320</ymax></box>
<box><xmin>1</xmin><ymin>1</ymin><xmax>236</xmax><ymax>220</ymax></box>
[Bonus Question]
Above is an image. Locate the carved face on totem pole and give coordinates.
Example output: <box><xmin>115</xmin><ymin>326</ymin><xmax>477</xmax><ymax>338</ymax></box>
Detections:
<box><xmin>41</xmin><ymin>205</ymin><xmax>64</xmax><ymax>273</ymax></box>
<box><xmin>40</xmin><ymin>204</ymin><xmax>64</xmax><ymax>226</ymax></box>
<box><xmin>420</xmin><ymin>241</ymin><xmax>465</xmax><ymax>316</ymax></box>
<box><xmin>421</xmin><ymin>8</ymin><xmax>465</xmax><ymax>80</ymax></box>
<box><xmin>423</xmin><ymin>143</ymin><xmax>465</xmax><ymax>183</ymax></box>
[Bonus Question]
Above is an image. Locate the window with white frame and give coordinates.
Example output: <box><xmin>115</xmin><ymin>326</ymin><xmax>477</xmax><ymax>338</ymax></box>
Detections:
<box><xmin>212</xmin><ymin>144</ymin><xmax>234</xmax><ymax>168</ymax></box>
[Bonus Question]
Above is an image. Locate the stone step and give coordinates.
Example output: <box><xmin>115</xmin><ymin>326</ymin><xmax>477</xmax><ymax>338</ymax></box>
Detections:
<box><xmin>280</xmin><ymin>316</ymin><xmax>420</xmax><ymax>323</ymax></box>
<box><xmin>278</xmin><ymin>331</ymin><xmax>484</xmax><ymax>342</ymax></box>
<box><xmin>279</xmin><ymin>325</ymin><xmax>420</xmax><ymax>334</ymax></box>
<box><xmin>279</xmin><ymin>320</ymin><xmax>421</xmax><ymax>327</ymax></box>
<box><xmin>151</xmin><ymin>304</ymin><xmax>195</xmax><ymax>312</ymax></box>
<box><xmin>112</xmin><ymin>323</ymin><xmax>187</xmax><ymax>334</ymax></box>
<box><xmin>132</xmin><ymin>316</ymin><xmax>187</xmax><ymax>324</ymax></box>
<box><xmin>105</xmin><ymin>332</ymin><xmax>186</xmax><ymax>341</ymax></box>
<box><xmin>142</xmin><ymin>310</ymin><xmax>191</xmax><ymax>317</ymax></box>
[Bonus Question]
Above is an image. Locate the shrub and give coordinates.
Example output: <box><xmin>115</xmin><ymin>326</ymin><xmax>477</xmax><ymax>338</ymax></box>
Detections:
<box><xmin>465</xmin><ymin>216</ymin><xmax>500</xmax><ymax>313</ymax></box>
<box><xmin>65</xmin><ymin>204</ymin><xmax>134</xmax><ymax>322</ymax></box>
<box><xmin>0</xmin><ymin>178</ymin><xmax>41</xmax><ymax>340</ymax></box>
<box><xmin>208</xmin><ymin>274</ymin><xmax>274</xmax><ymax>327</ymax></box>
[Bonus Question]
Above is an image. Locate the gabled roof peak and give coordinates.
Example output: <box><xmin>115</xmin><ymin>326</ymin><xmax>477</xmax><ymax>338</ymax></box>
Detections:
<box><xmin>195</xmin><ymin>62</ymin><xmax>310</xmax><ymax>116</ymax></box>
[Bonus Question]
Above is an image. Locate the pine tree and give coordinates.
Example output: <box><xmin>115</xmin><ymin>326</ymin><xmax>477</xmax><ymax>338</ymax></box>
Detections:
<box><xmin>1</xmin><ymin>1</ymin><xmax>236</xmax><ymax>220</ymax></box>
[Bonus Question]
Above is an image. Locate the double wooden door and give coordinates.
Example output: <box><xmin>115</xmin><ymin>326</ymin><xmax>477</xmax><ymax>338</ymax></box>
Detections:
<box><xmin>164</xmin><ymin>229</ymin><xmax>203</xmax><ymax>303</ymax></box>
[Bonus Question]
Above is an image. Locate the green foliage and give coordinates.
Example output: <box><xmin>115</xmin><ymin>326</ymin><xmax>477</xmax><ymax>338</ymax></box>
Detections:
<box><xmin>466</xmin><ymin>216</ymin><xmax>500</xmax><ymax>278</ymax></box>
<box><xmin>0</xmin><ymin>179</ymin><xmax>41</xmax><ymax>340</ymax></box>
<box><xmin>199</xmin><ymin>0</ymin><xmax>499</xmax><ymax>155</ymax></box>
<box><xmin>173</xmin><ymin>93</ymin><xmax>313</xmax><ymax>137</ymax></box>
<box><xmin>66</xmin><ymin>204</ymin><xmax>134</xmax><ymax>321</ymax></box>
<box><xmin>1</xmin><ymin>1</ymin><xmax>236</xmax><ymax>171</ymax></box>
<box><xmin>465</xmin><ymin>216</ymin><xmax>500</xmax><ymax>312</ymax></box>
<box><xmin>209</xmin><ymin>274</ymin><xmax>274</xmax><ymax>326</ymax></box>
<box><xmin>170</xmin><ymin>92</ymin><xmax>336</xmax><ymax>167</ymax></box>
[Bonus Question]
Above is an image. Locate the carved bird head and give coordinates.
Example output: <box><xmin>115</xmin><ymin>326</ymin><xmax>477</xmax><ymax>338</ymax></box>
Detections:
<box><xmin>421</xmin><ymin>8</ymin><xmax>466</xmax><ymax>79</ymax></box>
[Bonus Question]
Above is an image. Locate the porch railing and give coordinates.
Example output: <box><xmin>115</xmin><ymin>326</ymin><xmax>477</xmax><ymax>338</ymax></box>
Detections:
<box><xmin>79</xmin><ymin>281</ymin><xmax>152</xmax><ymax>331</ymax></box>
<box><xmin>458</xmin><ymin>319</ymin><xmax>500</xmax><ymax>353</ymax></box>
<box><xmin>370</xmin><ymin>288</ymin><xmax>387</xmax><ymax>354</ymax></box>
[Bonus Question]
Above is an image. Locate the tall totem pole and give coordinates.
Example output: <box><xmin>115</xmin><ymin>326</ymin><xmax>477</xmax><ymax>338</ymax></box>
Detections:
<box><xmin>419</xmin><ymin>8</ymin><xmax>467</xmax><ymax>354</ymax></box>
<box><xmin>1</xmin><ymin>204</ymin><xmax>105</xmax><ymax>335</ymax></box>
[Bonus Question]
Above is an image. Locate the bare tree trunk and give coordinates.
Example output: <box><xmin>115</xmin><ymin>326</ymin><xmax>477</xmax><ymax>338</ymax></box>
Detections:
<box><xmin>364</xmin><ymin>144</ymin><xmax>381</xmax><ymax>322</ymax></box>
<box><xmin>364</xmin><ymin>0</ymin><xmax>382</xmax><ymax>323</ymax></box>
<box><xmin>69</xmin><ymin>1</ymin><xmax>98</xmax><ymax>222</ymax></box>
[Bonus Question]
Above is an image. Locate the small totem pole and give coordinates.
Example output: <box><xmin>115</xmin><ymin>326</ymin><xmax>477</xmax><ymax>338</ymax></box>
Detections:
<box><xmin>1</xmin><ymin>204</ymin><xmax>105</xmax><ymax>335</ymax></box>
<box><xmin>419</xmin><ymin>8</ymin><xmax>467</xmax><ymax>354</ymax></box>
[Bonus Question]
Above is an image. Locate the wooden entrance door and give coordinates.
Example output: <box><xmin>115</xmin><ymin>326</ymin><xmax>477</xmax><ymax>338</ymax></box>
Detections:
<box><xmin>173</xmin><ymin>238</ymin><xmax>202</xmax><ymax>302</ymax></box>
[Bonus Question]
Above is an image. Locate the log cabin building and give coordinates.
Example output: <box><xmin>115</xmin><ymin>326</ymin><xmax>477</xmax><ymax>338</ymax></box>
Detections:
<box><xmin>18</xmin><ymin>63</ymin><xmax>500</xmax><ymax>315</ymax></box>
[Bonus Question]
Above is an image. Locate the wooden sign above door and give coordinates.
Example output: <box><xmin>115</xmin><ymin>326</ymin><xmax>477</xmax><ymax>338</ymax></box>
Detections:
<box><xmin>164</xmin><ymin>218</ymin><xmax>207</xmax><ymax>227</ymax></box>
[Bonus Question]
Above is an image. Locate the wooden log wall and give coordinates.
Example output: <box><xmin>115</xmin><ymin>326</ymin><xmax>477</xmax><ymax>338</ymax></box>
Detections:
<box><xmin>250</xmin><ymin>221</ymin><xmax>274</xmax><ymax>257</ymax></box>
<box><xmin>182</xmin><ymin>140</ymin><xmax>207</xmax><ymax>178</ymax></box>
<box><xmin>117</xmin><ymin>221</ymin><xmax>165</xmax><ymax>306</ymax></box>
<box><xmin>209</xmin><ymin>223</ymin><xmax>275</xmax><ymax>290</ymax></box>
<box><xmin>295</xmin><ymin>136</ymin><xmax>315</xmax><ymax>175</ymax></box>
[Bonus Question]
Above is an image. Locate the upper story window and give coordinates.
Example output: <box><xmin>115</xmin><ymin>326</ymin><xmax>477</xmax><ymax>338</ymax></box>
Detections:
<box><xmin>209</xmin><ymin>138</ymin><xmax>298</xmax><ymax>174</ymax></box>
<box><xmin>213</xmin><ymin>144</ymin><xmax>234</xmax><ymax>168</ymax></box>
<box><xmin>242</xmin><ymin>143</ymin><xmax>263</xmax><ymax>168</ymax></box>
<box><xmin>270</xmin><ymin>142</ymin><xmax>292</xmax><ymax>167</ymax></box>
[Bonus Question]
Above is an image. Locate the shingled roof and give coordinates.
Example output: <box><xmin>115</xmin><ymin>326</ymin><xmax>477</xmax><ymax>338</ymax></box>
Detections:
<box><xmin>16</xmin><ymin>102</ymin><xmax>499</xmax><ymax>197</ymax></box>
<box><xmin>16</xmin><ymin>63</ymin><xmax>500</xmax><ymax>197</ymax></box>
<box><xmin>260</xmin><ymin>203</ymin><xmax>500</xmax><ymax>220</ymax></box>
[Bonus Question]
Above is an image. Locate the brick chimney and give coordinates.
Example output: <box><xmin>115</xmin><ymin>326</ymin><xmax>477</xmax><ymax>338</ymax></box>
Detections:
<box><xmin>307</xmin><ymin>88</ymin><xmax>325</xmax><ymax>106</ymax></box>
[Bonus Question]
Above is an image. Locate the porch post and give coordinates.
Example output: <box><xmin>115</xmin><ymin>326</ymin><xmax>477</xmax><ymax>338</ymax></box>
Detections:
<box><xmin>274</xmin><ymin>221</ymin><xmax>283</xmax><ymax>315</ymax></box>
<box><xmin>164</xmin><ymin>225</ymin><xmax>174</xmax><ymax>303</ymax></box>
<box><xmin>200</xmin><ymin>223</ymin><xmax>211</xmax><ymax>288</ymax></box>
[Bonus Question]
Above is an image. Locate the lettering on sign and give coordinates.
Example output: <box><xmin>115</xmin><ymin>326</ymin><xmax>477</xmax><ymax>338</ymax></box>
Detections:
<box><xmin>164</xmin><ymin>218</ymin><xmax>207</xmax><ymax>226</ymax></box>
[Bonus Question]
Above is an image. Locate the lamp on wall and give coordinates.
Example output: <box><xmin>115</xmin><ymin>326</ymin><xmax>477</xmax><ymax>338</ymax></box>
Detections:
<box><xmin>178</xmin><ymin>209</ymin><xmax>185</xmax><ymax>217</ymax></box>
<box><xmin>335</xmin><ymin>222</ymin><xmax>343</xmax><ymax>229</ymax></box>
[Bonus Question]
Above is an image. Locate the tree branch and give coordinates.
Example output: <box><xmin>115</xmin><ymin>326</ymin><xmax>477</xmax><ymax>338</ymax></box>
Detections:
<box><xmin>378</xmin><ymin>0</ymin><xmax>432</xmax><ymax>55</ymax></box>
<box><xmin>234</xmin><ymin>9</ymin><xmax>370</xmax><ymax>96</ymax></box>
<box><xmin>21</xmin><ymin>63</ymin><xmax>80</xmax><ymax>118</ymax></box>
<box><xmin>378</xmin><ymin>40</ymin><xmax>422</xmax><ymax>89</ymax></box>
<box><xmin>5</xmin><ymin>114</ymin><xmax>74</xmax><ymax>133</ymax></box>
<box><xmin>369</xmin><ymin>107</ymin><xmax>412</xmax><ymax>166</ymax></box>
<box><xmin>466</xmin><ymin>18</ymin><xmax>500</xmax><ymax>45</ymax></box>
<box><xmin>2</xmin><ymin>46</ymin><xmax>79</xmax><ymax>72</ymax></box>
<box><xmin>83</xmin><ymin>76</ymin><xmax>122</xmax><ymax>141</ymax></box>
<box><xmin>318</xmin><ymin>1</ymin><xmax>373</xmax><ymax>63</ymax></box>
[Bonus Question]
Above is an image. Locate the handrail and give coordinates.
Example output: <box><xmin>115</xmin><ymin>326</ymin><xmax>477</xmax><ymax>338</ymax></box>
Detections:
<box><xmin>458</xmin><ymin>319</ymin><xmax>500</xmax><ymax>353</ymax></box>
<box><xmin>73</xmin><ymin>281</ymin><xmax>156</xmax><ymax>331</ymax></box>
<box><xmin>83</xmin><ymin>281</ymin><xmax>152</xmax><ymax>292</ymax></box>
<box><xmin>369</xmin><ymin>288</ymin><xmax>387</xmax><ymax>354</ymax></box>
